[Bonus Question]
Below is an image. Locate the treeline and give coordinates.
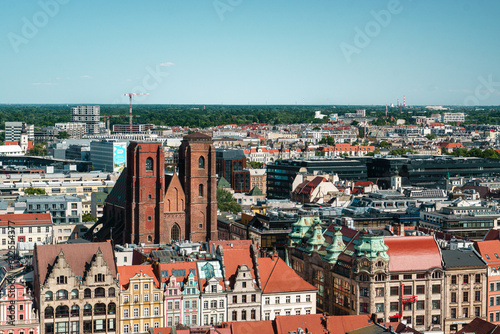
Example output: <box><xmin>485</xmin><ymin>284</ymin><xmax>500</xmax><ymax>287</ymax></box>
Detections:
<box><xmin>447</xmin><ymin>148</ymin><xmax>500</xmax><ymax>159</ymax></box>
<box><xmin>1</xmin><ymin>104</ymin><xmax>500</xmax><ymax>129</ymax></box>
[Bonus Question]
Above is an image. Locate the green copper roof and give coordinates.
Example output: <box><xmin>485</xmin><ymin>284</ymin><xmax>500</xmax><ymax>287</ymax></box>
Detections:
<box><xmin>217</xmin><ymin>177</ymin><xmax>231</xmax><ymax>189</ymax></box>
<box><xmin>324</xmin><ymin>225</ymin><xmax>345</xmax><ymax>263</ymax></box>
<box><xmin>248</xmin><ymin>186</ymin><xmax>263</xmax><ymax>196</ymax></box>
<box><xmin>307</xmin><ymin>224</ymin><xmax>325</xmax><ymax>246</ymax></box>
<box><xmin>354</xmin><ymin>233</ymin><xmax>389</xmax><ymax>260</ymax></box>
<box><xmin>289</xmin><ymin>216</ymin><xmax>323</xmax><ymax>242</ymax></box>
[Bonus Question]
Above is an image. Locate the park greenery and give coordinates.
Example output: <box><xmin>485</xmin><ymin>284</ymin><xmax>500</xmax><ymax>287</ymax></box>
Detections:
<box><xmin>82</xmin><ymin>213</ymin><xmax>98</xmax><ymax>222</ymax></box>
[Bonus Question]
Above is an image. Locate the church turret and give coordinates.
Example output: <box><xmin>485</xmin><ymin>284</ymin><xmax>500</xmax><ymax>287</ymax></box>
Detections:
<box><xmin>324</xmin><ymin>225</ymin><xmax>345</xmax><ymax>263</ymax></box>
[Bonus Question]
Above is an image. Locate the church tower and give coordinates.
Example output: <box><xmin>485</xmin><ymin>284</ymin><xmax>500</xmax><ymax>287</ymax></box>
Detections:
<box><xmin>178</xmin><ymin>133</ymin><xmax>218</xmax><ymax>242</ymax></box>
<box><xmin>126</xmin><ymin>142</ymin><xmax>165</xmax><ymax>244</ymax></box>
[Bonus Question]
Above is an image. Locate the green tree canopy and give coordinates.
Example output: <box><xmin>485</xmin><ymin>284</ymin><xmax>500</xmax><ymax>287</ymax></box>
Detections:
<box><xmin>57</xmin><ymin>131</ymin><xmax>70</xmax><ymax>139</ymax></box>
<box><xmin>217</xmin><ymin>188</ymin><xmax>242</xmax><ymax>214</ymax></box>
<box><xmin>24</xmin><ymin>187</ymin><xmax>46</xmax><ymax>195</ymax></box>
<box><xmin>82</xmin><ymin>213</ymin><xmax>98</xmax><ymax>222</ymax></box>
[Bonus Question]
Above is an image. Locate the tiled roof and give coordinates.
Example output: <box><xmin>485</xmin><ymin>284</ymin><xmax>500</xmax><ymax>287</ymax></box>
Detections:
<box><xmin>456</xmin><ymin>317</ymin><xmax>499</xmax><ymax>334</ymax></box>
<box><xmin>0</xmin><ymin>213</ymin><xmax>52</xmax><ymax>226</ymax></box>
<box><xmin>326</xmin><ymin>314</ymin><xmax>371</xmax><ymax>333</ymax></box>
<box><xmin>228</xmin><ymin>320</ymin><xmax>274</xmax><ymax>334</ymax></box>
<box><xmin>35</xmin><ymin>241</ymin><xmax>116</xmax><ymax>284</ymax></box>
<box><xmin>117</xmin><ymin>264</ymin><xmax>159</xmax><ymax>290</ymax></box>
<box><xmin>218</xmin><ymin>243</ymin><xmax>257</xmax><ymax>289</ymax></box>
<box><xmin>275</xmin><ymin>314</ymin><xmax>328</xmax><ymax>334</ymax></box>
<box><xmin>385</xmin><ymin>236</ymin><xmax>442</xmax><ymax>272</ymax></box>
<box><xmin>258</xmin><ymin>256</ymin><xmax>316</xmax><ymax>293</ymax></box>
<box><xmin>158</xmin><ymin>261</ymin><xmax>198</xmax><ymax>285</ymax></box>
<box><xmin>474</xmin><ymin>240</ymin><xmax>500</xmax><ymax>268</ymax></box>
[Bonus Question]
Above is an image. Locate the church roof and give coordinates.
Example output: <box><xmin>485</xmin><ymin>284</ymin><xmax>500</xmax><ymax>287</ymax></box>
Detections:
<box><xmin>104</xmin><ymin>169</ymin><xmax>127</xmax><ymax>207</ymax></box>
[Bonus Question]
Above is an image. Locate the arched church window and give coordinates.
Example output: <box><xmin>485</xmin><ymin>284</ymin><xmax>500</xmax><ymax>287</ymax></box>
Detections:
<box><xmin>171</xmin><ymin>224</ymin><xmax>180</xmax><ymax>241</ymax></box>
<box><xmin>198</xmin><ymin>156</ymin><xmax>205</xmax><ymax>169</ymax></box>
<box><xmin>199</xmin><ymin>184</ymin><xmax>203</xmax><ymax>197</ymax></box>
<box><xmin>146</xmin><ymin>157</ymin><xmax>153</xmax><ymax>171</ymax></box>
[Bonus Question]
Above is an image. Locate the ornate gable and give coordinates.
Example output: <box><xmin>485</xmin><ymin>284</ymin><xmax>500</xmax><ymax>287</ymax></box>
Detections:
<box><xmin>83</xmin><ymin>248</ymin><xmax>115</xmax><ymax>286</ymax></box>
<box><xmin>43</xmin><ymin>249</ymin><xmax>77</xmax><ymax>287</ymax></box>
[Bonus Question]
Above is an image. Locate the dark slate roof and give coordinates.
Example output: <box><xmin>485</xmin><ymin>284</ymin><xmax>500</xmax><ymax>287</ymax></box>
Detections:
<box><xmin>457</xmin><ymin>317</ymin><xmax>499</xmax><ymax>334</ymax></box>
<box><xmin>442</xmin><ymin>248</ymin><xmax>487</xmax><ymax>268</ymax></box>
<box><xmin>104</xmin><ymin>169</ymin><xmax>127</xmax><ymax>207</ymax></box>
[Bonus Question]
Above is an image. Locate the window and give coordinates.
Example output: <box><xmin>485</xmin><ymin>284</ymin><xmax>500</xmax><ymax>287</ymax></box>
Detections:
<box><xmin>475</xmin><ymin>274</ymin><xmax>481</xmax><ymax>283</ymax></box>
<box><xmin>203</xmin><ymin>301</ymin><xmax>208</xmax><ymax>309</ymax></box>
<box><xmin>475</xmin><ymin>290</ymin><xmax>481</xmax><ymax>302</ymax></box>
<box><xmin>265</xmin><ymin>297</ymin><xmax>270</xmax><ymax>305</ymax></box>
<box><xmin>233</xmin><ymin>295</ymin><xmax>237</xmax><ymax>304</ymax></box>
<box><xmin>463</xmin><ymin>275</ymin><xmax>469</xmax><ymax>284</ymax></box>
<box><xmin>390</xmin><ymin>302</ymin><xmax>399</xmax><ymax>312</ymax></box>
<box><xmin>154</xmin><ymin>293</ymin><xmax>159</xmax><ymax>301</ymax></box>
<box><xmin>451</xmin><ymin>275</ymin><xmax>457</xmax><ymax>284</ymax></box>
<box><xmin>242</xmin><ymin>295</ymin><xmax>247</xmax><ymax>303</ymax></box>
<box><xmin>416</xmin><ymin>301</ymin><xmax>424</xmax><ymax>310</ymax></box>
<box><xmin>154</xmin><ymin>307</ymin><xmax>159</xmax><ymax>316</ymax></box>
<box><xmin>375</xmin><ymin>303</ymin><xmax>384</xmax><ymax>313</ymax></box>
<box><xmin>416</xmin><ymin>273</ymin><xmax>425</xmax><ymax>279</ymax></box>
<box><xmin>463</xmin><ymin>291</ymin><xmax>469</xmax><ymax>302</ymax></box>
<box><xmin>432</xmin><ymin>300</ymin><xmax>441</xmax><ymax>310</ymax></box>
<box><xmin>242</xmin><ymin>282</ymin><xmax>247</xmax><ymax>288</ymax></box>
<box><xmin>463</xmin><ymin>307</ymin><xmax>469</xmax><ymax>318</ymax></box>
<box><xmin>403</xmin><ymin>274</ymin><xmax>412</xmax><ymax>280</ymax></box>
<box><xmin>491</xmin><ymin>283</ymin><xmax>495</xmax><ymax>291</ymax></box>
<box><xmin>475</xmin><ymin>307</ymin><xmax>480</xmax><ymax>317</ymax></box>
<box><xmin>491</xmin><ymin>296</ymin><xmax>495</xmax><ymax>306</ymax></box>
<box><xmin>168</xmin><ymin>302</ymin><xmax>173</xmax><ymax>310</ymax></box>
<box><xmin>144</xmin><ymin>323</ymin><xmax>149</xmax><ymax>332</ymax></box>
<box><xmin>211</xmin><ymin>300</ymin><xmax>217</xmax><ymax>308</ymax></box>
<box><xmin>432</xmin><ymin>285</ymin><xmax>441</xmax><ymax>294</ymax></box>
<box><xmin>124</xmin><ymin>325</ymin><xmax>129</xmax><ymax>333</ymax></box>
<box><xmin>133</xmin><ymin>308</ymin><xmax>139</xmax><ymax>317</ymax></box>
<box><xmin>241</xmin><ymin>310</ymin><xmax>246</xmax><ymax>320</ymax></box>
<box><xmin>134</xmin><ymin>284</ymin><xmax>139</xmax><ymax>290</ymax></box>
<box><xmin>416</xmin><ymin>285</ymin><xmax>425</xmax><ymax>294</ymax></box>
<box><xmin>57</xmin><ymin>275</ymin><xmax>67</xmax><ymax>284</ymax></box>
<box><xmin>452</xmin><ymin>292</ymin><xmax>457</xmax><ymax>303</ymax></box>
<box><xmin>264</xmin><ymin>313</ymin><xmax>270</xmax><ymax>320</ymax></box>
<box><xmin>144</xmin><ymin>308</ymin><xmax>149</xmax><ymax>317</ymax></box>
<box><xmin>146</xmin><ymin>158</ymin><xmax>153</xmax><ymax>171</ymax></box>
<box><xmin>133</xmin><ymin>324</ymin><xmax>139</xmax><ymax>333</ymax></box>
<box><xmin>199</xmin><ymin>184</ymin><xmax>203</xmax><ymax>197</ymax></box>
<box><xmin>232</xmin><ymin>311</ymin><xmax>237</xmax><ymax>321</ymax></box>
<box><xmin>390</xmin><ymin>286</ymin><xmax>399</xmax><ymax>296</ymax></box>
<box><xmin>198</xmin><ymin>156</ymin><xmax>205</xmax><ymax>169</ymax></box>
<box><xmin>451</xmin><ymin>308</ymin><xmax>457</xmax><ymax>319</ymax></box>
<box><xmin>185</xmin><ymin>300</ymin><xmax>190</xmax><ymax>309</ymax></box>
<box><xmin>219</xmin><ymin>300</ymin><xmax>224</xmax><ymax>308</ymax></box>
<box><xmin>174</xmin><ymin>301</ymin><xmax>179</xmax><ymax>310</ymax></box>
<box><xmin>403</xmin><ymin>286</ymin><xmax>412</xmax><ymax>295</ymax></box>
<box><xmin>295</xmin><ymin>295</ymin><xmax>300</xmax><ymax>303</ymax></box>
<box><xmin>252</xmin><ymin>294</ymin><xmax>257</xmax><ymax>302</ymax></box>
<box><xmin>251</xmin><ymin>309</ymin><xmax>256</xmax><ymax>319</ymax></box>
<box><xmin>275</xmin><ymin>296</ymin><xmax>280</xmax><ymax>304</ymax></box>
<box><xmin>144</xmin><ymin>283</ymin><xmax>149</xmax><ymax>290</ymax></box>
<box><xmin>124</xmin><ymin>295</ymin><xmax>129</xmax><ymax>303</ymax></box>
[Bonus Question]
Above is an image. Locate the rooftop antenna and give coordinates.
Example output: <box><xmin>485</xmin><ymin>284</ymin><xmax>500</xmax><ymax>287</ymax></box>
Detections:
<box><xmin>124</xmin><ymin>93</ymin><xmax>149</xmax><ymax>133</ymax></box>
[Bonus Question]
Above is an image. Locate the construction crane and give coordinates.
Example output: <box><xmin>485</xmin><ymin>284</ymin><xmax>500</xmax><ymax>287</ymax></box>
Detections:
<box><xmin>99</xmin><ymin>114</ymin><xmax>140</xmax><ymax>132</ymax></box>
<box><xmin>124</xmin><ymin>93</ymin><xmax>149</xmax><ymax>133</ymax></box>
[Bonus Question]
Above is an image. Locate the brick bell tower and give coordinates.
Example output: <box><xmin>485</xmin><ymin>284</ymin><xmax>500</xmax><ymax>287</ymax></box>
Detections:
<box><xmin>126</xmin><ymin>142</ymin><xmax>165</xmax><ymax>244</ymax></box>
<box><xmin>178</xmin><ymin>133</ymin><xmax>218</xmax><ymax>242</ymax></box>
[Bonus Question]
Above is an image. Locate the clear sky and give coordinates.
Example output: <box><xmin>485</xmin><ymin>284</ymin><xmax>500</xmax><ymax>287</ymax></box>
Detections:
<box><xmin>1</xmin><ymin>0</ymin><xmax>499</xmax><ymax>106</ymax></box>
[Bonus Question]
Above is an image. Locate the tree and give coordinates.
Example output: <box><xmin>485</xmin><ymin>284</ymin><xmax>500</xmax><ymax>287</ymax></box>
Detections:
<box><xmin>24</xmin><ymin>187</ymin><xmax>46</xmax><ymax>195</ymax></box>
<box><xmin>318</xmin><ymin>136</ymin><xmax>335</xmax><ymax>146</ymax></box>
<box><xmin>389</xmin><ymin>148</ymin><xmax>416</xmax><ymax>155</ymax></box>
<box><xmin>82</xmin><ymin>213</ymin><xmax>98</xmax><ymax>223</ymax></box>
<box><xmin>378</xmin><ymin>140</ymin><xmax>390</xmax><ymax>148</ymax></box>
<box><xmin>57</xmin><ymin>131</ymin><xmax>70</xmax><ymax>139</ymax></box>
<box><xmin>248</xmin><ymin>161</ymin><xmax>263</xmax><ymax>169</ymax></box>
<box><xmin>29</xmin><ymin>143</ymin><xmax>46</xmax><ymax>156</ymax></box>
<box><xmin>351</xmin><ymin>120</ymin><xmax>359</xmax><ymax>126</ymax></box>
<box><xmin>426</xmin><ymin>133</ymin><xmax>437</xmax><ymax>140</ymax></box>
<box><xmin>315</xmin><ymin>151</ymin><xmax>325</xmax><ymax>156</ymax></box>
<box><xmin>216</xmin><ymin>188</ymin><xmax>242</xmax><ymax>214</ymax></box>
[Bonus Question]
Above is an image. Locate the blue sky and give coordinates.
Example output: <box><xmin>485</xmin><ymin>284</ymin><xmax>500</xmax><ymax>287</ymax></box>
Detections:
<box><xmin>1</xmin><ymin>0</ymin><xmax>499</xmax><ymax>105</ymax></box>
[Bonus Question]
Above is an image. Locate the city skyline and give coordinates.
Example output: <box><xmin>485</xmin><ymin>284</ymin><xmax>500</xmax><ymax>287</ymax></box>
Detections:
<box><xmin>1</xmin><ymin>0</ymin><xmax>500</xmax><ymax>105</ymax></box>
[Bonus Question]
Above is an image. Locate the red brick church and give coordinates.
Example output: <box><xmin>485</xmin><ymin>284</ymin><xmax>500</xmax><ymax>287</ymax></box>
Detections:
<box><xmin>96</xmin><ymin>133</ymin><xmax>218</xmax><ymax>244</ymax></box>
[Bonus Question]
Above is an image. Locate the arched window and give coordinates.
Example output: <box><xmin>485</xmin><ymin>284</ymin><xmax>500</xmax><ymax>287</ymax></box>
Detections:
<box><xmin>83</xmin><ymin>304</ymin><xmax>92</xmax><ymax>316</ymax></box>
<box><xmin>71</xmin><ymin>305</ymin><xmax>79</xmax><ymax>317</ymax></box>
<box><xmin>95</xmin><ymin>287</ymin><xmax>105</xmax><ymax>298</ymax></box>
<box><xmin>108</xmin><ymin>288</ymin><xmax>115</xmax><ymax>297</ymax></box>
<box><xmin>84</xmin><ymin>288</ymin><xmax>91</xmax><ymax>299</ymax></box>
<box><xmin>55</xmin><ymin>305</ymin><xmax>69</xmax><ymax>318</ymax></box>
<box><xmin>171</xmin><ymin>224</ymin><xmax>180</xmax><ymax>242</ymax></box>
<box><xmin>199</xmin><ymin>184</ymin><xmax>203</xmax><ymax>197</ymax></box>
<box><xmin>70</xmin><ymin>289</ymin><xmax>78</xmax><ymax>299</ymax></box>
<box><xmin>146</xmin><ymin>157</ymin><xmax>153</xmax><ymax>171</ymax></box>
<box><xmin>108</xmin><ymin>302</ymin><xmax>116</xmax><ymax>315</ymax></box>
<box><xmin>44</xmin><ymin>291</ymin><xmax>53</xmax><ymax>301</ymax></box>
<box><xmin>198</xmin><ymin>156</ymin><xmax>205</xmax><ymax>169</ymax></box>
<box><xmin>94</xmin><ymin>303</ymin><xmax>106</xmax><ymax>316</ymax></box>
<box><xmin>44</xmin><ymin>306</ymin><xmax>54</xmax><ymax>319</ymax></box>
<box><xmin>56</xmin><ymin>289</ymin><xmax>68</xmax><ymax>300</ymax></box>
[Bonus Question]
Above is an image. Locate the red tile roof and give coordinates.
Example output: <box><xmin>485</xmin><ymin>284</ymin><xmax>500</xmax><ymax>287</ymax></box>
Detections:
<box><xmin>219</xmin><ymin>244</ymin><xmax>257</xmax><ymax>289</ymax></box>
<box><xmin>35</xmin><ymin>241</ymin><xmax>116</xmax><ymax>284</ymax></box>
<box><xmin>117</xmin><ymin>264</ymin><xmax>160</xmax><ymax>290</ymax></box>
<box><xmin>0</xmin><ymin>213</ymin><xmax>52</xmax><ymax>226</ymax></box>
<box><xmin>258</xmin><ymin>256</ymin><xmax>316</xmax><ymax>293</ymax></box>
<box><xmin>474</xmin><ymin>240</ymin><xmax>500</xmax><ymax>268</ymax></box>
<box><xmin>326</xmin><ymin>314</ymin><xmax>371</xmax><ymax>333</ymax></box>
<box><xmin>275</xmin><ymin>314</ymin><xmax>327</xmax><ymax>334</ymax></box>
<box><xmin>158</xmin><ymin>261</ymin><xmax>198</xmax><ymax>285</ymax></box>
<box><xmin>228</xmin><ymin>320</ymin><xmax>274</xmax><ymax>334</ymax></box>
<box><xmin>385</xmin><ymin>236</ymin><xmax>442</xmax><ymax>272</ymax></box>
<box><xmin>456</xmin><ymin>317</ymin><xmax>499</xmax><ymax>334</ymax></box>
<box><xmin>209</xmin><ymin>240</ymin><xmax>253</xmax><ymax>251</ymax></box>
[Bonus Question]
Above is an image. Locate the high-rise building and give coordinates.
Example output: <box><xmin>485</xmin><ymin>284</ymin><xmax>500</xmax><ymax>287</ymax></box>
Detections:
<box><xmin>90</xmin><ymin>140</ymin><xmax>127</xmax><ymax>172</ymax></box>
<box><xmin>5</xmin><ymin>121</ymin><xmax>34</xmax><ymax>141</ymax></box>
<box><xmin>71</xmin><ymin>105</ymin><xmax>101</xmax><ymax>134</ymax></box>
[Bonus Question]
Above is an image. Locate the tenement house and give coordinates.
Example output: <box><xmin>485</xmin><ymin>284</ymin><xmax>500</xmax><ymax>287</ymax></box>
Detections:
<box><xmin>33</xmin><ymin>242</ymin><xmax>119</xmax><ymax>334</ymax></box>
